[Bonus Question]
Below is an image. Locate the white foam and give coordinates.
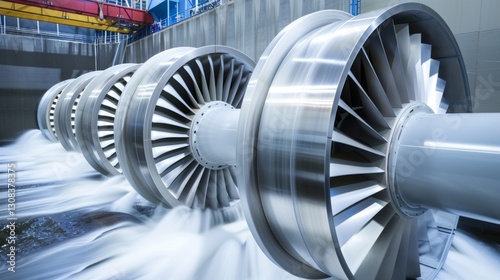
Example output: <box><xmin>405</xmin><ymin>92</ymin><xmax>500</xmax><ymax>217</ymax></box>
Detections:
<box><xmin>1</xmin><ymin>129</ymin><xmax>498</xmax><ymax>279</ymax></box>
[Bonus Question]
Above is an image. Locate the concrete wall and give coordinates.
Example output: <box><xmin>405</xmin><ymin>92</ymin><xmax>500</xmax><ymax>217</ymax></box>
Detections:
<box><xmin>0</xmin><ymin>35</ymin><xmax>119</xmax><ymax>144</ymax></box>
<box><xmin>124</xmin><ymin>0</ymin><xmax>348</xmax><ymax>63</ymax></box>
<box><xmin>0</xmin><ymin>35</ymin><xmax>94</xmax><ymax>144</ymax></box>
<box><xmin>362</xmin><ymin>0</ymin><xmax>500</xmax><ymax>113</ymax></box>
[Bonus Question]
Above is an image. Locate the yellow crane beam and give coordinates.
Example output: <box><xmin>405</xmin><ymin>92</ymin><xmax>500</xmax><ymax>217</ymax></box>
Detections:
<box><xmin>0</xmin><ymin>1</ymin><xmax>133</xmax><ymax>33</ymax></box>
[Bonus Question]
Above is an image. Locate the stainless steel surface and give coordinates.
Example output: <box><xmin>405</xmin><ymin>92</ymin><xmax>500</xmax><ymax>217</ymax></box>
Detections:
<box><xmin>394</xmin><ymin>111</ymin><xmax>500</xmax><ymax>224</ymax></box>
<box><xmin>236</xmin><ymin>9</ymin><xmax>354</xmax><ymax>279</ymax></box>
<box><xmin>190</xmin><ymin>101</ymin><xmax>239</xmax><ymax>169</ymax></box>
<box><xmin>54</xmin><ymin>71</ymin><xmax>100</xmax><ymax>152</ymax></box>
<box><xmin>75</xmin><ymin>63</ymin><xmax>140</xmax><ymax>176</ymax></box>
<box><xmin>238</xmin><ymin>3</ymin><xmax>470</xmax><ymax>279</ymax></box>
<box><xmin>115</xmin><ymin>46</ymin><xmax>254</xmax><ymax>209</ymax></box>
<box><xmin>387</xmin><ymin>102</ymin><xmax>434</xmax><ymax>219</ymax></box>
<box><xmin>116</xmin><ymin>47</ymin><xmax>194</xmax><ymax>204</ymax></box>
<box><xmin>37</xmin><ymin>79</ymin><xmax>73</xmax><ymax>142</ymax></box>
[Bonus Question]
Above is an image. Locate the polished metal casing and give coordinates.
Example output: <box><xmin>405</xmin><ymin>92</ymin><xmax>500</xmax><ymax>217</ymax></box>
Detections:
<box><xmin>393</xmin><ymin>110</ymin><xmax>500</xmax><ymax>224</ymax></box>
<box><xmin>75</xmin><ymin>63</ymin><xmax>140</xmax><ymax>176</ymax></box>
<box><xmin>37</xmin><ymin>79</ymin><xmax>73</xmax><ymax>142</ymax></box>
<box><xmin>54</xmin><ymin>71</ymin><xmax>101</xmax><ymax>152</ymax></box>
<box><xmin>238</xmin><ymin>10</ymin><xmax>353</xmax><ymax>279</ymax></box>
<box><xmin>115</xmin><ymin>46</ymin><xmax>255</xmax><ymax>208</ymax></box>
<box><xmin>238</xmin><ymin>3</ymin><xmax>470</xmax><ymax>279</ymax></box>
<box><xmin>116</xmin><ymin>47</ymin><xmax>193</xmax><ymax>204</ymax></box>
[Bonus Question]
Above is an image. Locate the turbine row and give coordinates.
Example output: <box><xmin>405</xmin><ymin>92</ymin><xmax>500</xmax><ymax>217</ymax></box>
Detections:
<box><xmin>37</xmin><ymin>46</ymin><xmax>255</xmax><ymax>210</ymax></box>
<box><xmin>36</xmin><ymin>3</ymin><xmax>500</xmax><ymax>280</ymax></box>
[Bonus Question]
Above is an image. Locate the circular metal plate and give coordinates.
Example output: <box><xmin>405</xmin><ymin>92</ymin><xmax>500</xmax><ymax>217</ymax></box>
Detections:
<box><xmin>115</xmin><ymin>46</ymin><xmax>254</xmax><ymax>209</ymax></box>
<box><xmin>238</xmin><ymin>3</ymin><xmax>470</xmax><ymax>279</ymax></box>
<box><xmin>76</xmin><ymin>63</ymin><xmax>140</xmax><ymax>176</ymax></box>
<box><xmin>54</xmin><ymin>71</ymin><xmax>101</xmax><ymax>152</ymax></box>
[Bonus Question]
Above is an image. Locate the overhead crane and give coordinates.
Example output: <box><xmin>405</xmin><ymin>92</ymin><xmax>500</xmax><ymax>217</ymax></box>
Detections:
<box><xmin>0</xmin><ymin>0</ymin><xmax>153</xmax><ymax>33</ymax></box>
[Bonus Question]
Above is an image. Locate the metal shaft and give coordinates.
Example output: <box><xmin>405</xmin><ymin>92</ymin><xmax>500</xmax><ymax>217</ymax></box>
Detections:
<box><xmin>193</xmin><ymin>105</ymin><xmax>240</xmax><ymax>168</ymax></box>
<box><xmin>395</xmin><ymin>112</ymin><xmax>500</xmax><ymax>224</ymax></box>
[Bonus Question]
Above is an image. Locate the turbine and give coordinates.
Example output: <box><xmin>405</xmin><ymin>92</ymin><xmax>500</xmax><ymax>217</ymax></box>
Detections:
<box><xmin>36</xmin><ymin>4</ymin><xmax>500</xmax><ymax>279</ymax></box>
<box><xmin>37</xmin><ymin>79</ymin><xmax>74</xmax><ymax>142</ymax></box>
<box><xmin>238</xmin><ymin>4</ymin><xmax>499</xmax><ymax>279</ymax></box>
<box><xmin>114</xmin><ymin>46</ymin><xmax>255</xmax><ymax>209</ymax></box>
<box><xmin>75</xmin><ymin>63</ymin><xmax>140</xmax><ymax>176</ymax></box>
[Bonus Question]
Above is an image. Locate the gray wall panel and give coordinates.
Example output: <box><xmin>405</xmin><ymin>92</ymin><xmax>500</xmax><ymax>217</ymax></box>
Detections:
<box><xmin>477</xmin><ymin>29</ymin><xmax>500</xmax><ymax>71</ymax></box>
<box><xmin>480</xmin><ymin>0</ymin><xmax>500</xmax><ymax>31</ymax></box>
<box><xmin>0</xmin><ymin>34</ymin><xmax>97</xmax><ymax>144</ymax></box>
<box><xmin>455</xmin><ymin>32</ymin><xmax>479</xmax><ymax>94</ymax></box>
<box><xmin>124</xmin><ymin>0</ymin><xmax>346</xmax><ymax>63</ymax></box>
<box><xmin>474</xmin><ymin>29</ymin><xmax>500</xmax><ymax>112</ymax></box>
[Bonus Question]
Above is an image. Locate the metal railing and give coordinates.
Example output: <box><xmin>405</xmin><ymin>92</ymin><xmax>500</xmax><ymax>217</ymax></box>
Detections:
<box><xmin>0</xmin><ymin>24</ymin><xmax>95</xmax><ymax>43</ymax></box>
<box><xmin>102</xmin><ymin>0</ymin><xmax>148</xmax><ymax>10</ymax></box>
<box><xmin>95</xmin><ymin>31</ymin><xmax>128</xmax><ymax>44</ymax></box>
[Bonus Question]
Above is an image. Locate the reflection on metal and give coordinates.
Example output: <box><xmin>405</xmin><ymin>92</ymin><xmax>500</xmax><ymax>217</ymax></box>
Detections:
<box><xmin>37</xmin><ymin>79</ymin><xmax>74</xmax><ymax>142</ymax></box>
<box><xmin>114</xmin><ymin>46</ymin><xmax>254</xmax><ymax>209</ymax></box>
<box><xmin>54</xmin><ymin>71</ymin><xmax>101</xmax><ymax>152</ymax></box>
<box><xmin>392</xmin><ymin>111</ymin><xmax>500</xmax><ymax>224</ymax></box>
<box><xmin>75</xmin><ymin>63</ymin><xmax>140</xmax><ymax>176</ymax></box>
<box><xmin>238</xmin><ymin>3</ymin><xmax>498</xmax><ymax>280</ymax></box>
<box><xmin>350</xmin><ymin>0</ymin><xmax>361</xmax><ymax>15</ymax></box>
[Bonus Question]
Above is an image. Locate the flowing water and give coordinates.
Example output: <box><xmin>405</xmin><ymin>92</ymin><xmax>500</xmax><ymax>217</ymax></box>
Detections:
<box><xmin>0</xmin><ymin>130</ymin><xmax>499</xmax><ymax>279</ymax></box>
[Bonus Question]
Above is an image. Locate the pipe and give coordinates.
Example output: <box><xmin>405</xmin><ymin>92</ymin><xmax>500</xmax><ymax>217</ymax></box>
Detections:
<box><xmin>394</xmin><ymin>112</ymin><xmax>500</xmax><ymax>224</ymax></box>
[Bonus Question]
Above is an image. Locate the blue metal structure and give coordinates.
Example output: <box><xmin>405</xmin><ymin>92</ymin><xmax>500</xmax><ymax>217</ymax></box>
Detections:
<box><xmin>350</xmin><ymin>0</ymin><xmax>361</xmax><ymax>15</ymax></box>
<box><xmin>148</xmin><ymin>0</ymin><xmax>218</xmax><ymax>25</ymax></box>
<box><xmin>130</xmin><ymin>0</ymin><xmax>220</xmax><ymax>41</ymax></box>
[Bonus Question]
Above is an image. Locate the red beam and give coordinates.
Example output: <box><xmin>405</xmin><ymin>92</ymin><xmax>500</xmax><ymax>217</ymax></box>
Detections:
<box><xmin>5</xmin><ymin>0</ymin><xmax>154</xmax><ymax>26</ymax></box>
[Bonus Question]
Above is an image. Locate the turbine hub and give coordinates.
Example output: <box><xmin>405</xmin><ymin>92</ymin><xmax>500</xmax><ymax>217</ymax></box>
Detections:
<box><xmin>189</xmin><ymin>101</ymin><xmax>238</xmax><ymax>170</ymax></box>
<box><xmin>387</xmin><ymin>102</ymin><xmax>433</xmax><ymax>218</ymax></box>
